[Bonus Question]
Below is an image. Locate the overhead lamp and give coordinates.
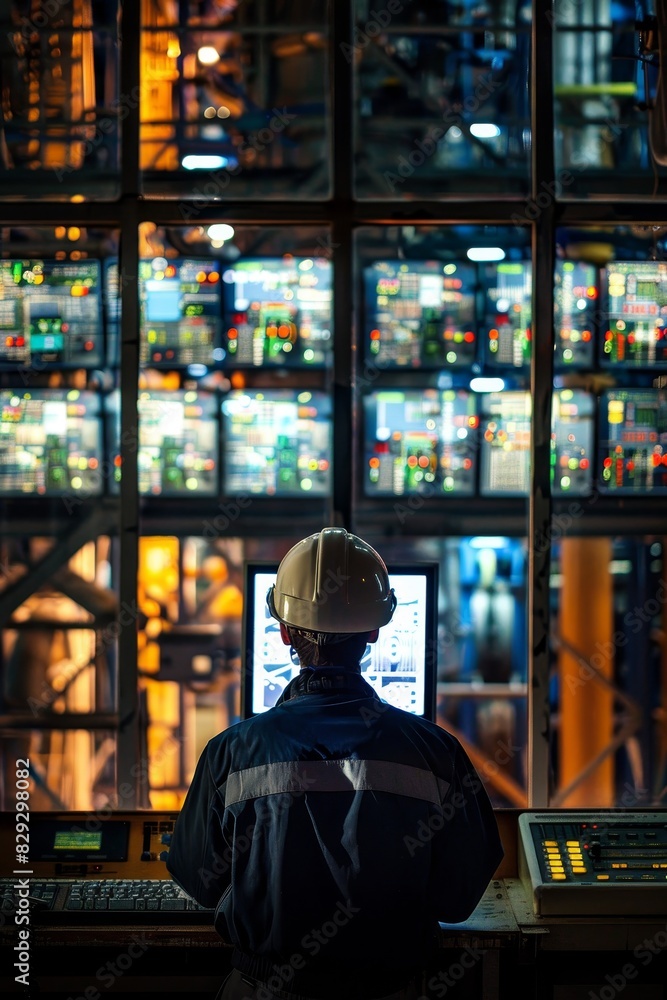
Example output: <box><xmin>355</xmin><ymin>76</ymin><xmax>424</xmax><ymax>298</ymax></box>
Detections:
<box><xmin>469</xmin><ymin>377</ymin><xmax>505</xmax><ymax>392</ymax></box>
<box><xmin>182</xmin><ymin>155</ymin><xmax>228</xmax><ymax>170</ymax></box>
<box><xmin>207</xmin><ymin>224</ymin><xmax>235</xmax><ymax>242</ymax></box>
<box><xmin>470</xmin><ymin>123</ymin><xmax>501</xmax><ymax>139</ymax></box>
<box><xmin>197</xmin><ymin>46</ymin><xmax>220</xmax><ymax>65</ymax></box>
<box><xmin>466</xmin><ymin>247</ymin><xmax>506</xmax><ymax>262</ymax></box>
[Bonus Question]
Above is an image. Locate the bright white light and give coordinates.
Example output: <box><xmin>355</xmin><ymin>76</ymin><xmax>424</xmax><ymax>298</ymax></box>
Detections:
<box><xmin>470</xmin><ymin>123</ymin><xmax>501</xmax><ymax>139</ymax></box>
<box><xmin>198</xmin><ymin>46</ymin><xmax>220</xmax><ymax>65</ymax></box>
<box><xmin>470</xmin><ymin>377</ymin><xmax>506</xmax><ymax>392</ymax></box>
<box><xmin>207</xmin><ymin>224</ymin><xmax>235</xmax><ymax>242</ymax></box>
<box><xmin>187</xmin><ymin>364</ymin><xmax>208</xmax><ymax>377</ymax></box>
<box><xmin>469</xmin><ymin>536</ymin><xmax>510</xmax><ymax>549</ymax></box>
<box><xmin>447</xmin><ymin>126</ymin><xmax>463</xmax><ymax>140</ymax></box>
<box><xmin>182</xmin><ymin>155</ymin><xmax>227</xmax><ymax>170</ymax></box>
<box><xmin>466</xmin><ymin>247</ymin><xmax>506</xmax><ymax>262</ymax></box>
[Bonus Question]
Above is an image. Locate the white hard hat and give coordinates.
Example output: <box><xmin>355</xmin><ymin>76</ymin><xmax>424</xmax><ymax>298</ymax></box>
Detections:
<box><xmin>267</xmin><ymin>527</ymin><xmax>397</xmax><ymax>634</ymax></box>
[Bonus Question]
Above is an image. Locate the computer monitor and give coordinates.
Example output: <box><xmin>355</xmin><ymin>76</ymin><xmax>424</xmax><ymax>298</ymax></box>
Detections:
<box><xmin>554</xmin><ymin>260</ymin><xmax>597</xmax><ymax>369</ymax></box>
<box><xmin>484</xmin><ymin>261</ymin><xmax>531</xmax><ymax>368</ymax></box>
<box><xmin>0</xmin><ymin>389</ymin><xmax>102</xmax><ymax>495</ymax></box>
<box><xmin>363</xmin><ymin>388</ymin><xmax>478</xmax><ymax>496</ymax></box>
<box><xmin>551</xmin><ymin>389</ymin><xmax>595</xmax><ymax>495</ymax></box>
<box><xmin>242</xmin><ymin>562</ymin><xmax>438</xmax><ymax>720</ymax></box>
<box><xmin>221</xmin><ymin>257</ymin><xmax>332</xmax><ymax>367</ymax></box>
<box><xmin>139</xmin><ymin>258</ymin><xmax>222</xmax><ymax>366</ymax></box>
<box><xmin>479</xmin><ymin>391</ymin><xmax>532</xmax><ymax>495</ymax></box>
<box><xmin>599</xmin><ymin>388</ymin><xmax>667</xmax><ymax>493</ymax></box>
<box><xmin>364</xmin><ymin>260</ymin><xmax>477</xmax><ymax>368</ymax></box>
<box><xmin>222</xmin><ymin>389</ymin><xmax>332</xmax><ymax>496</ymax></box>
<box><xmin>0</xmin><ymin>259</ymin><xmax>103</xmax><ymax>368</ymax></box>
<box><xmin>137</xmin><ymin>390</ymin><xmax>218</xmax><ymax>496</ymax></box>
<box><xmin>601</xmin><ymin>261</ymin><xmax>667</xmax><ymax>367</ymax></box>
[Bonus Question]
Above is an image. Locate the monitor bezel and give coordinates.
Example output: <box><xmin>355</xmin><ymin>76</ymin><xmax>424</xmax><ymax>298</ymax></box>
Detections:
<box><xmin>242</xmin><ymin>560</ymin><xmax>438</xmax><ymax>723</ymax></box>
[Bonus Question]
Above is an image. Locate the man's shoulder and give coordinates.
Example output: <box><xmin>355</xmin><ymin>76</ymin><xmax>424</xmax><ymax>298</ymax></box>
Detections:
<box><xmin>377</xmin><ymin>704</ymin><xmax>462</xmax><ymax>752</ymax></box>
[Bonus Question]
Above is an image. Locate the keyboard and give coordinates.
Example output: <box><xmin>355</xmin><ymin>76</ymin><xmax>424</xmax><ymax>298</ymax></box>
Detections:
<box><xmin>0</xmin><ymin>879</ymin><xmax>214</xmax><ymax>924</ymax></box>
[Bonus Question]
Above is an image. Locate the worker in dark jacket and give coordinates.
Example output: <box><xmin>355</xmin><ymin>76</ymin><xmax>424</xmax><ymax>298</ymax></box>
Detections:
<box><xmin>167</xmin><ymin>528</ymin><xmax>503</xmax><ymax>1000</ymax></box>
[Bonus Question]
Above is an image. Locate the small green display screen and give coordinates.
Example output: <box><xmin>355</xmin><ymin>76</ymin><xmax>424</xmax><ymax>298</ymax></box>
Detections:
<box><xmin>53</xmin><ymin>831</ymin><xmax>103</xmax><ymax>851</ymax></box>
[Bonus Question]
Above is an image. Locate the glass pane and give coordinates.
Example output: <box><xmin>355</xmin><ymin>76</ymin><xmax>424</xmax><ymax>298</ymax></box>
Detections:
<box><xmin>140</xmin><ymin>0</ymin><xmax>329</xmax><ymax>198</ymax></box>
<box><xmin>553</xmin><ymin>0</ymin><xmax>665</xmax><ymax>197</ymax></box>
<box><xmin>0</xmin><ymin>226</ymin><xmax>121</xmax><ymax>811</ymax></box>
<box><xmin>0</xmin><ymin>1</ymin><xmax>120</xmax><ymax>200</ymax></box>
<box><xmin>354</xmin><ymin>1</ymin><xmax>531</xmax><ymax>198</ymax></box>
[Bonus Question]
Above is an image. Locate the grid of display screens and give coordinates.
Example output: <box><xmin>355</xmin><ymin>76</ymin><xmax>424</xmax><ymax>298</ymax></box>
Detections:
<box><xmin>0</xmin><ymin>259</ymin><xmax>102</xmax><ymax>368</ymax></box>
<box><xmin>599</xmin><ymin>389</ymin><xmax>667</xmax><ymax>493</ymax></box>
<box><xmin>364</xmin><ymin>261</ymin><xmax>476</xmax><ymax>368</ymax></box>
<box><xmin>554</xmin><ymin>261</ymin><xmax>597</xmax><ymax>368</ymax></box>
<box><xmin>137</xmin><ymin>390</ymin><xmax>218</xmax><ymax>496</ymax></box>
<box><xmin>139</xmin><ymin>258</ymin><xmax>222</xmax><ymax>367</ymax></box>
<box><xmin>222</xmin><ymin>257</ymin><xmax>332</xmax><ymax>367</ymax></box>
<box><xmin>602</xmin><ymin>262</ymin><xmax>667</xmax><ymax>367</ymax></box>
<box><xmin>222</xmin><ymin>390</ymin><xmax>332</xmax><ymax>496</ymax></box>
<box><xmin>0</xmin><ymin>390</ymin><xmax>102</xmax><ymax>495</ymax></box>
<box><xmin>364</xmin><ymin>389</ymin><xmax>478</xmax><ymax>495</ymax></box>
<box><xmin>242</xmin><ymin>564</ymin><xmax>437</xmax><ymax>719</ymax></box>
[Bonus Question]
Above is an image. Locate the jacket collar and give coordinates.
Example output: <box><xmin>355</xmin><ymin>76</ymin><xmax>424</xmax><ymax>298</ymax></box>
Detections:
<box><xmin>276</xmin><ymin>666</ymin><xmax>376</xmax><ymax>704</ymax></box>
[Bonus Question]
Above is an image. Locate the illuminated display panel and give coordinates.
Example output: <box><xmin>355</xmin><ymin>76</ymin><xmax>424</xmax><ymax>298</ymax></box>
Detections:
<box><xmin>222</xmin><ymin>390</ymin><xmax>332</xmax><ymax>496</ymax></box>
<box><xmin>104</xmin><ymin>259</ymin><xmax>120</xmax><ymax>367</ymax></box>
<box><xmin>364</xmin><ymin>389</ymin><xmax>478</xmax><ymax>496</ymax></box>
<box><xmin>222</xmin><ymin>258</ymin><xmax>332</xmax><ymax>367</ymax></box>
<box><xmin>0</xmin><ymin>390</ymin><xmax>102</xmax><ymax>496</ymax></box>
<box><xmin>138</xmin><ymin>390</ymin><xmax>218</xmax><ymax>496</ymax></box>
<box><xmin>0</xmin><ymin>259</ymin><xmax>102</xmax><ymax>367</ymax></box>
<box><xmin>139</xmin><ymin>258</ymin><xmax>221</xmax><ymax>366</ymax></box>
<box><xmin>551</xmin><ymin>389</ymin><xmax>594</xmax><ymax>495</ymax></box>
<box><xmin>484</xmin><ymin>262</ymin><xmax>531</xmax><ymax>368</ymax></box>
<box><xmin>54</xmin><ymin>831</ymin><xmax>102</xmax><ymax>850</ymax></box>
<box><xmin>364</xmin><ymin>261</ymin><xmax>477</xmax><ymax>368</ymax></box>
<box><xmin>599</xmin><ymin>389</ymin><xmax>667</xmax><ymax>493</ymax></box>
<box><xmin>244</xmin><ymin>566</ymin><xmax>436</xmax><ymax>719</ymax></box>
<box><xmin>554</xmin><ymin>260</ymin><xmax>597</xmax><ymax>369</ymax></box>
<box><xmin>602</xmin><ymin>262</ymin><xmax>667</xmax><ymax>367</ymax></box>
<box><xmin>479</xmin><ymin>391</ymin><xmax>531</xmax><ymax>495</ymax></box>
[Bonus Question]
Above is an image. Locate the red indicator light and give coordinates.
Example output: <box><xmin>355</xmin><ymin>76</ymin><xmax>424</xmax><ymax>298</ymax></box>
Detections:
<box><xmin>580</xmin><ymin>459</ymin><xmax>589</xmax><ymax>470</ymax></box>
<box><xmin>407</xmin><ymin>456</ymin><xmax>418</xmax><ymax>468</ymax></box>
<box><xmin>370</xmin><ymin>329</ymin><xmax>381</xmax><ymax>340</ymax></box>
<box><xmin>603</xmin><ymin>457</ymin><xmax>612</xmax><ymax>468</ymax></box>
<box><xmin>464</xmin><ymin>331</ymin><xmax>475</xmax><ymax>343</ymax></box>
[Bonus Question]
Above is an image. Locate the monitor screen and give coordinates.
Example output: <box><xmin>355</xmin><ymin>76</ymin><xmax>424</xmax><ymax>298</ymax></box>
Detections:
<box><xmin>599</xmin><ymin>389</ymin><xmax>667</xmax><ymax>493</ymax></box>
<box><xmin>363</xmin><ymin>388</ymin><xmax>478</xmax><ymax>496</ymax></box>
<box><xmin>484</xmin><ymin>261</ymin><xmax>531</xmax><ymax>368</ymax></box>
<box><xmin>139</xmin><ymin>258</ymin><xmax>221</xmax><ymax>366</ymax></box>
<box><xmin>0</xmin><ymin>390</ymin><xmax>102</xmax><ymax>495</ymax></box>
<box><xmin>242</xmin><ymin>563</ymin><xmax>437</xmax><ymax>720</ymax></box>
<box><xmin>551</xmin><ymin>389</ymin><xmax>594</xmax><ymax>495</ymax></box>
<box><xmin>222</xmin><ymin>390</ymin><xmax>332</xmax><ymax>496</ymax></box>
<box><xmin>601</xmin><ymin>261</ymin><xmax>667</xmax><ymax>367</ymax></box>
<box><xmin>554</xmin><ymin>260</ymin><xmax>597</xmax><ymax>369</ymax></box>
<box><xmin>104</xmin><ymin>259</ymin><xmax>120</xmax><ymax>368</ymax></box>
<box><xmin>479</xmin><ymin>391</ymin><xmax>532</xmax><ymax>495</ymax></box>
<box><xmin>364</xmin><ymin>261</ymin><xmax>477</xmax><ymax>368</ymax></box>
<box><xmin>222</xmin><ymin>257</ymin><xmax>332</xmax><ymax>367</ymax></box>
<box><xmin>0</xmin><ymin>259</ymin><xmax>102</xmax><ymax>368</ymax></box>
<box><xmin>138</xmin><ymin>390</ymin><xmax>218</xmax><ymax>496</ymax></box>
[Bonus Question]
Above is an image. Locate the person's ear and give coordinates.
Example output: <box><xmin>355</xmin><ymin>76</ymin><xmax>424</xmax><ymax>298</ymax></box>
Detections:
<box><xmin>367</xmin><ymin>628</ymin><xmax>379</xmax><ymax>644</ymax></box>
<box><xmin>279</xmin><ymin>623</ymin><xmax>292</xmax><ymax>645</ymax></box>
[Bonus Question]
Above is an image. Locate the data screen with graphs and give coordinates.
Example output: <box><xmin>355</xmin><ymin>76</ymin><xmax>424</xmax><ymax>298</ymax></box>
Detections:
<box><xmin>602</xmin><ymin>262</ymin><xmax>667</xmax><ymax>368</ymax></box>
<box><xmin>222</xmin><ymin>258</ymin><xmax>332</xmax><ymax>367</ymax></box>
<box><xmin>0</xmin><ymin>259</ymin><xmax>102</xmax><ymax>368</ymax></box>
<box><xmin>139</xmin><ymin>258</ymin><xmax>221</xmax><ymax>366</ymax></box>
<box><xmin>137</xmin><ymin>390</ymin><xmax>218</xmax><ymax>496</ymax></box>
<box><xmin>479</xmin><ymin>391</ymin><xmax>532</xmax><ymax>495</ymax></box>
<box><xmin>0</xmin><ymin>390</ymin><xmax>102</xmax><ymax>495</ymax></box>
<box><xmin>554</xmin><ymin>260</ymin><xmax>597</xmax><ymax>369</ymax></box>
<box><xmin>599</xmin><ymin>389</ymin><xmax>667</xmax><ymax>493</ymax></box>
<box><xmin>243</xmin><ymin>564</ymin><xmax>436</xmax><ymax>718</ymax></box>
<box><xmin>364</xmin><ymin>260</ymin><xmax>477</xmax><ymax>368</ymax></box>
<box><xmin>484</xmin><ymin>262</ymin><xmax>532</xmax><ymax>368</ymax></box>
<box><xmin>364</xmin><ymin>389</ymin><xmax>478</xmax><ymax>496</ymax></box>
<box><xmin>222</xmin><ymin>390</ymin><xmax>332</xmax><ymax>496</ymax></box>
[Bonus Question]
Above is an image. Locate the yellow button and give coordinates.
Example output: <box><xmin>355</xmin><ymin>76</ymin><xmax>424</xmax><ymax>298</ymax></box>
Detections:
<box><xmin>566</xmin><ymin>841</ymin><xmax>580</xmax><ymax>846</ymax></box>
<box><xmin>661</xmin><ymin>864</ymin><xmax>667</xmax><ymax>869</ymax></box>
<box><xmin>597</xmin><ymin>875</ymin><xmax>610</xmax><ymax>880</ymax></box>
<box><xmin>544</xmin><ymin>841</ymin><xmax>558</xmax><ymax>847</ymax></box>
<box><xmin>572</xmin><ymin>867</ymin><xmax>587</xmax><ymax>873</ymax></box>
<box><xmin>568</xmin><ymin>851</ymin><xmax>583</xmax><ymax>857</ymax></box>
<box><xmin>612</xmin><ymin>863</ymin><xmax>627</xmax><ymax>869</ymax></box>
<box><xmin>551</xmin><ymin>874</ymin><xmax>567</xmax><ymax>880</ymax></box>
<box><xmin>548</xmin><ymin>866</ymin><xmax>565</xmax><ymax>873</ymax></box>
<box><xmin>546</xmin><ymin>847</ymin><xmax>560</xmax><ymax>853</ymax></box>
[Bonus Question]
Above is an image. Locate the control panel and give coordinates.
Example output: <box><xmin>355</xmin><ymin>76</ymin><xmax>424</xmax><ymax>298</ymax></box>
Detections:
<box><xmin>519</xmin><ymin>811</ymin><xmax>667</xmax><ymax>916</ymax></box>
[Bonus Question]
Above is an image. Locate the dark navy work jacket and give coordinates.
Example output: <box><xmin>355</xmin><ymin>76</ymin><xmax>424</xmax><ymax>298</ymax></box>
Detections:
<box><xmin>167</xmin><ymin>667</ymin><xmax>503</xmax><ymax>988</ymax></box>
